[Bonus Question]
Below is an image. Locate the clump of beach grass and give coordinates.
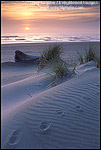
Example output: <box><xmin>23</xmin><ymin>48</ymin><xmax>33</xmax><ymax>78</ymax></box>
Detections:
<box><xmin>94</xmin><ymin>56</ymin><xmax>100</xmax><ymax>68</ymax></box>
<box><xmin>46</xmin><ymin>61</ymin><xmax>71</xmax><ymax>88</ymax></box>
<box><xmin>77</xmin><ymin>46</ymin><xmax>100</xmax><ymax>68</ymax></box>
<box><xmin>38</xmin><ymin>44</ymin><xmax>63</xmax><ymax>71</ymax></box>
<box><xmin>77</xmin><ymin>51</ymin><xmax>84</xmax><ymax>64</ymax></box>
<box><xmin>42</xmin><ymin>44</ymin><xmax>62</xmax><ymax>62</ymax></box>
<box><xmin>38</xmin><ymin>44</ymin><xmax>72</xmax><ymax>86</ymax></box>
<box><xmin>72</xmin><ymin>63</ymin><xmax>77</xmax><ymax>74</ymax></box>
<box><xmin>84</xmin><ymin>46</ymin><xmax>97</xmax><ymax>63</ymax></box>
<box><xmin>51</xmin><ymin>61</ymin><xmax>69</xmax><ymax>79</ymax></box>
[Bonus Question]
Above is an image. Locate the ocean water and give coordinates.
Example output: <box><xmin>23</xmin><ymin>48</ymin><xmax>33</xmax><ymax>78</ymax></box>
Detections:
<box><xmin>1</xmin><ymin>32</ymin><xmax>100</xmax><ymax>44</ymax></box>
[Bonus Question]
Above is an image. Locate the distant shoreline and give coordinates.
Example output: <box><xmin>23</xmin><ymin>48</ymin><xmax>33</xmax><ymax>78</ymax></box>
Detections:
<box><xmin>1</xmin><ymin>41</ymin><xmax>100</xmax><ymax>45</ymax></box>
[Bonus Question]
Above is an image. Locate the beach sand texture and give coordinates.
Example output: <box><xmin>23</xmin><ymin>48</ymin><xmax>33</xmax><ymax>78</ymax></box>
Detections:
<box><xmin>1</xmin><ymin>42</ymin><xmax>100</xmax><ymax>149</ymax></box>
<box><xmin>1</xmin><ymin>42</ymin><xmax>100</xmax><ymax>63</ymax></box>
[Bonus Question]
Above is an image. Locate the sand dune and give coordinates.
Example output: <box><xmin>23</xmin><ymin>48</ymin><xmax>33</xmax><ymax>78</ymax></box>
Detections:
<box><xmin>1</xmin><ymin>61</ymin><xmax>100</xmax><ymax>149</ymax></box>
<box><xmin>1</xmin><ymin>72</ymin><xmax>56</xmax><ymax>115</ymax></box>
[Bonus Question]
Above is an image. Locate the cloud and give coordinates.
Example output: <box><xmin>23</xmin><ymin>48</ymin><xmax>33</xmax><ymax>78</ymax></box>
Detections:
<box><xmin>1</xmin><ymin>1</ymin><xmax>100</xmax><ymax>34</ymax></box>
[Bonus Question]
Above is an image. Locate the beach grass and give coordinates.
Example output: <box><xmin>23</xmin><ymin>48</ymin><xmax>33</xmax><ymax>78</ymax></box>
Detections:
<box><xmin>77</xmin><ymin>51</ymin><xmax>84</xmax><ymax>64</ymax></box>
<box><xmin>38</xmin><ymin>44</ymin><xmax>62</xmax><ymax>70</ymax></box>
<box><xmin>38</xmin><ymin>44</ymin><xmax>72</xmax><ymax>78</ymax></box>
<box><xmin>46</xmin><ymin>61</ymin><xmax>71</xmax><ymax>88</ymax></box>
<box><xmin>38</xmin><ymin>44</ymin><xmax>100</xmax><ymax>87</ymax></box>
<box><xmin>84</xmin><ymin>46</ymin><xmax>97</xmax><ymax>63</ymax></box>
<box><xmin>94</xmin><ymin>56</ymin><xmax>100</xmax><ymax>68</ymax></box>
<box><xmin>84</xmin><ymin>46</ymin><xmax>100</xmax><ymax>68</ymax></box>
<box><xmin>37</xmin><ymin>44</ymin><xmax>74</xmax><ymax>88</ymax></box>
<box><xmin>51</xmin><ymin>61</ymin><xmax>68</xmax><ymax>78</ymax></box>
<box><xmin>77</xmin><ymin>46</ymin><xmax>100</xmax><ymax>68</ymax></box>
<box><xmin>42</xmin><ymin>44</ymin><xmax>62</xmax><ymax>62</ymax></box>
<box><xmin>72</xmin><ymin>63</ymin><xmax>77</xmax><ymax>73</ymax></box>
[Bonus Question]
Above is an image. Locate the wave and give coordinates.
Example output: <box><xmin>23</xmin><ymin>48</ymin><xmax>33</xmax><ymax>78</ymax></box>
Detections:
<box><xmin>15</xmin><ymin>39</ymin><xmax>26</xmax><ymax>40</ymax></box>
<box><xmin>1</xmin><ymin>36</ymin><xmax>19</xmax><ymax>38</ymax></box>
<box><xmin>1</xmin><ymin>33</ymin><xmax>100</xmax><ymax>44</ymax></box>
<box><xmin>69</xmin><ymin>36</ymin><xmax>100</xmax><ymax>42</ymax></box>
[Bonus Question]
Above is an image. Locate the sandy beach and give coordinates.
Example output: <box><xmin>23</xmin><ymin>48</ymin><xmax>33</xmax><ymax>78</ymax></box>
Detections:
<box><xmin>1</xmin><ymin>42</ymin><xmax>100</xmax><ymax>149</ymax></box>
<box><xmin>1</xmin><ymin>42</ymin><xmax>100</xmax><ymax>63</ymax></box>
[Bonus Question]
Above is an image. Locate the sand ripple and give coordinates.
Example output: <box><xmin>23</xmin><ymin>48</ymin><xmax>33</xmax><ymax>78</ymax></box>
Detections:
<box><xmin>1</xmin><ymin>61</ymin><xmax>100</xmax><ymax>149</ymax></box>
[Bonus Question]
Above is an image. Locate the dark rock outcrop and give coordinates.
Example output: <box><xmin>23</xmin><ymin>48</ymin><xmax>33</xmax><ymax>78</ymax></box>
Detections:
<box><xmin>15</xmin><ymin>50</ymin><xmax>41</xmax><ymax>63</ymax></box>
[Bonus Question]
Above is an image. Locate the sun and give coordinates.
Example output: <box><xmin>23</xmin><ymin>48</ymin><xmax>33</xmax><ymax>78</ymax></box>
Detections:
<box><xmin>25</xmin><ymin>27</ymin><xmax>30</xmax><ymax>30</ymax></box>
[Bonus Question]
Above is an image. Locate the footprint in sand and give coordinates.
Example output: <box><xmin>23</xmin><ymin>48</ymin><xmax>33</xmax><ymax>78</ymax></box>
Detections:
<box><xmin>96</xmin><ymin>84</ymin><xmax>100</xmax><ymax>87</ymax></box>
<box><xmin>56</xmin><ymin>109</ymin><xmax>64</xmax><ymax>116</ymax></box>
<box><xmin>75</xmin><ymin>106</ymin><xmax>83</xmax><ymax>112</ymax></box>
<box><xmin>4</xmin><ymin>129</ymin><xmax>21</xmax><ymax>149</ymax></box>
<box><xmin>39</xmin><ymin>121</ymin><xmax>51</xmax><ymax>133</ymax></box>
<box><xmin>83</xmin><ymin>97</ymin><xmax>91</xmax><ymax>100</ymax></box>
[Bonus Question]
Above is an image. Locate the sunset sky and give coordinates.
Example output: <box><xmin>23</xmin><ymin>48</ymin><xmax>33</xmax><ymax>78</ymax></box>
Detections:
<box><xmin>1</xmin><ymin>1</ymin><xmax>100</xmax><ymax>35</ymax></box>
